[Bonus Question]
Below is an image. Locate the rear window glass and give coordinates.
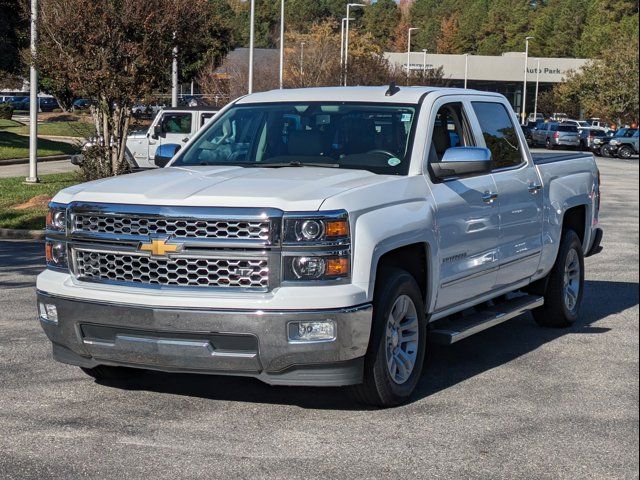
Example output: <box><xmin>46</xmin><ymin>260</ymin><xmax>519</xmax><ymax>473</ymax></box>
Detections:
<box><xmin>558</xmin><ymin>125</ymin><xmax>578</xmax><ymax>132</ymax></box>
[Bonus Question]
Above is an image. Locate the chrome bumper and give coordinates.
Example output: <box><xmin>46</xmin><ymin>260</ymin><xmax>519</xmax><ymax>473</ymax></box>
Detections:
<box><xmin>37</xmin><ymin>292</ymin><xmax>372</xmax><ymax>386</ymax></box>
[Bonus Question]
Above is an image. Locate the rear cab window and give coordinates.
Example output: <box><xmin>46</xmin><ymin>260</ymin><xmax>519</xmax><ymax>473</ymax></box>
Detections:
<box><xmin>471</xmin><ymin>101</ymin><xmax>524</xmax><ymax>170</ymax></box>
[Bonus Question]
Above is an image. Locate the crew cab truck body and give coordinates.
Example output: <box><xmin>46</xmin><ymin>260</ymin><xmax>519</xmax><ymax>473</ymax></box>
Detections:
<box><xmin>125</xmin><ymin>107</ymin><xmax>218</xmax><ymax>169</ymax></box>
<box><xmin>37</xmin><ymin>87</ymin><xmax>602</xmax><ymax>407</ymax></box>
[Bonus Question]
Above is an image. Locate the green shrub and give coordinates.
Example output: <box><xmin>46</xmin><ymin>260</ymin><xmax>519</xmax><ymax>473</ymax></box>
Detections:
<box><xmin>0</xmin><ymin>103</ymin><xmax>14</xmax><ymax>120</ymax></box>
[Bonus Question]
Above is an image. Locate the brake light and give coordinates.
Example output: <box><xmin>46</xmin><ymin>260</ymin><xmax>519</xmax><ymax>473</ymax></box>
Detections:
<box><xmin>554</xmin><ymin>132</ymin><xmax>560</xmax><ymax>139</ymax></box>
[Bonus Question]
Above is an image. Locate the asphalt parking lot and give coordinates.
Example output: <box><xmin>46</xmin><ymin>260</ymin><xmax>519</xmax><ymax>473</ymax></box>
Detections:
<box><xmin>0</xmin><ymin>157</ymin><xmax>637</xmax><ymax>479</ymax></box>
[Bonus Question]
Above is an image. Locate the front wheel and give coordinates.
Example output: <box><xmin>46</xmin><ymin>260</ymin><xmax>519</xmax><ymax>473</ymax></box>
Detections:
<box><xmin>601</xmin><ymin>145</ymin><xmax>614</xmax><ymax>158</ymax></box>
<box><xmin>348</xmin><ymin>269</ymin><xmax>427</xmax><ymax>407</ymax></box>
<box><xmin>618</xmin><ymin>146</ymin><xmax>634</xmax><ymax>159</ymax></box>
<box><xmin>533</xmin><ymin>230</ymin><xmax>584</xmax><ymax>328</ymax></box>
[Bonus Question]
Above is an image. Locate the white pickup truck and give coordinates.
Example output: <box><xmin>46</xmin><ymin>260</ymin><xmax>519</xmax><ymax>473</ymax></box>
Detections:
<box><xmin>37</xmin><ymin>86</ymin><xmax>603</xmax><ymax>407</ymax></box>
<box><xmin>125</xmin><ymin>107</ymin><xmax>218</xmax><ymax>168</ymax></box>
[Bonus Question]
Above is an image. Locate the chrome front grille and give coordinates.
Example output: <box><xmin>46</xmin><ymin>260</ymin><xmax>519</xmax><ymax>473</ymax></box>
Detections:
<box><xmin>73</xmin><ymin>214</ymin><xmax>270</xmax><ymax>240</ymax></box>
<box><xmin>74</xmin><ymin>249</ymin><xmax>269</xmax><ymax>289</ymax></box>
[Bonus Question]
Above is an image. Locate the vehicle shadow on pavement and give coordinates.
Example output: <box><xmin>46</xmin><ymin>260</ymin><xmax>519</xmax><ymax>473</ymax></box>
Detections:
<box><xmin>0</xmin><ymin>240</ymin><xmax>43</xmax><ymax>289</ymax></box>
<box><xmin>98</xmin><ymin>279</ymin><xmax>638</xmax><ymax>410</ymax></box>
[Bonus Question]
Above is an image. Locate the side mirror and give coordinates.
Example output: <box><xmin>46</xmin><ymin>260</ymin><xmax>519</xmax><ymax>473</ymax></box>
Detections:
<box><xmin>431</xmin><ymin>147</ymin><xmax>492</xmax><ymax>179</ymax></box>
<box><xmin>154</xmin><ymin>143</ymin><xmax>181</xmax><ymax>167</ymax></box>
<box><xmin>151</xmin><ymin>123</ymin><xmax>162</xmax><ymax>139</ymax></box>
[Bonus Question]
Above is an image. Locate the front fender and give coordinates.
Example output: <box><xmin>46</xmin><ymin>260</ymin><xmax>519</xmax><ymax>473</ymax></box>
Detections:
<box><xmin>350</xmin><ymin>200</ymin><xmax>437</xmax><ymax>305</ymax></box>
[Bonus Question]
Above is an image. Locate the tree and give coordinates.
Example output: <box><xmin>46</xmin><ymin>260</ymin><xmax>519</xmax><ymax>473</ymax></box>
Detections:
<box><xmin>0</xmin><ymin>0</ymin><xmax>26</xmax><ymax>84</ymax></box>
<box><xmin>363</xmin><ymin>0</ymin><xmax>401</xmax><ymax>50</ymax></box>
<box><xmin>436</xmin><ymin>12</ymin><xmax>461</xmax><ymax>53</ymax></box>
<box><xmin>36</xmin><ymin>0</ymin><xmax>232</xmax><ymax>177</ymax></box>
<box><xmin>553</xmin><ymin>39</ymin><xmax>639</xmax><ymax>125</ymax></box>
<box><xmin>578</xmin><ymin>0</ymin><xmax>639</xmax><ymax>58</ymax></box>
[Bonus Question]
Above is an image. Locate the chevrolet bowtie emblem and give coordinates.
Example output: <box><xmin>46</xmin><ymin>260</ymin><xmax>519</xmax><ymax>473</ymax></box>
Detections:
<box><xmin>139</xmin><ymin>237</ymin><xmax>182</xmax><ymax>256</ymax></box>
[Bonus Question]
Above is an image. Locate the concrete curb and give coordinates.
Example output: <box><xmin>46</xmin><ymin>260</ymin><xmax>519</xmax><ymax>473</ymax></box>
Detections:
<box><xmin>0</xmin><ymin>154</ymin><xmax>71</xmax><ymax>166</ymax></box>
<box><xmin>0</xmin><ymin>228</ymin><xmax>45</xmax><ymax>240</ymax></box>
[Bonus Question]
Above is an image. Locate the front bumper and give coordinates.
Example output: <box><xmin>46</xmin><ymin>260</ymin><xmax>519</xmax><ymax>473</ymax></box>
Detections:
<box><xmin>37</xmin><ymin>292</ymin><xmax>372</xmax><ymax>386</ymax></box>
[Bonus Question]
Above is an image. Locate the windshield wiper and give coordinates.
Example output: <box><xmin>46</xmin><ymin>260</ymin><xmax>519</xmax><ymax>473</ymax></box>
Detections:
<box><xmin>249</xmin><ymin>161</ymin><xmax>340</xmax><ymax>168</ymax></box>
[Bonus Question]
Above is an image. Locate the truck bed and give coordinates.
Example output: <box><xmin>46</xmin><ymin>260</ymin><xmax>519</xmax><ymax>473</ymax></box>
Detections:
<box><xmin>532</xmin><ymin>152</ymin><xmax>594</xmax><ymax>165</ymax></box>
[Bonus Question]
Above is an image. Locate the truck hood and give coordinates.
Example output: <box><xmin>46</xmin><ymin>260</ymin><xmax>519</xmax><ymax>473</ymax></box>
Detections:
<box><xmin>53</xmin><ymin>165</ymin><xmax>396</xmax><ymax>211</ymax></box>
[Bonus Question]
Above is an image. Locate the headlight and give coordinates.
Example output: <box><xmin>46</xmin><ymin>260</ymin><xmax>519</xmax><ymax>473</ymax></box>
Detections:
<box><xmin>610</xmin><ymin>139</ymin><xmax>621</xmax><ymax>145</ymax></box>
<box><xmin>283</xmin><ymin>254</ymin><xmax>350</xmax><ymax>282</ymax></box>
<box><xmin>45</xmin><ymin>240</ymin><xmax>68</xmax><ymax>269</ymax></box>
<box><xmin>46</xmin><ymin>204</ymin><xmax>67</xmax><ymax>232</ymax></box>
<box><xmin>283</xmin><ymin>211</ymin><xmax>349</xmax><ymax>245</ymax></box>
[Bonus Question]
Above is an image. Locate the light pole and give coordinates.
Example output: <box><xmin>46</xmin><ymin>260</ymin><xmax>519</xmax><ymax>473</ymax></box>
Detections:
<box><xmin>422</xmin><ymin>49</ymin><xmax>427</xmax><ymax>77</ymax></box>
<box><xmin>300</xmin><ymin>42</ymin><xmax>305</xmax><ymax>76</ymax></box>
<box><xmin>533</xmin><ymin>58</ymin><xmax>540</xmax><ymax>120</ymax></box>
<box><xmin>464</xmin><ymin>53</ymin><xmax>469</xmax><ymax>89</ymax></box>
<box><xmin>171</xmin><ymin>39</ymin><xmax>178</xmax><ymax>107</ymax></box>
<box><xmin>340</xmin><ymin>17</ymin><xmax>354</xmax><ymax>85</ymax></box>
<box><xmin>344</xmin><ymin>3</ymin><xmax>366</xmax><ymax>86</ymax></box>
<box><xmin>522</xmin><ymin>36</ymin><xmax>534</xmax><ymax>124</ymax></box>
<box><xmin>279</xmin><ymin>0</ymin><xmax>285</xmax><ymax>89</ymax></box>
<box><xmin>248</xmin><ymin>0</ymin><xmax>256</xmax><ymax>94</ymax></box>
<box><xmin>406</xmin><ymin>27</ymin><xmax>419</xmax><ymax>82</ymax></box>
<box><xmin>26</xmin><ymin>0</ymin><xmax>39</xmax><ymax>183</ymax></box>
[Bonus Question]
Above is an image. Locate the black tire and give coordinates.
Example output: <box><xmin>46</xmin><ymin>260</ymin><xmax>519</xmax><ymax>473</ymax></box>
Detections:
<box><xmin>545</xmin><ymin>138</ymin><xmax>555</xmax><ymax>150</ymax></box>
<box><xmin>348</xmin><ymin>269</ymin><xmax>427</xmax><ymax>408</ymax></box>
<box><xmin>533</xmin><ymin>230</ymin><xmax>584</xmax><ymax>328</ymax></box>
<box><xmin>601</xmin><ymin>145</ymin><xmax>614</xmax><ymax>158</ymax></box>
<box><xmin>618</xmin><ymin>146</ymin><xmax>633</xmax><ymax>159</ymax></box>
<box><xmin>80</xmin><ymin>365</ymin><xmax>144</xmax><ymax>381</ymax></box>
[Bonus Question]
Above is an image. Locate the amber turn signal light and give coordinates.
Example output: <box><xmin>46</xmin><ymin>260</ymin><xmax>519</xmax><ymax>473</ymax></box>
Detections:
<box><xmin>325</xmin><ymin>257</ymin><xmax>349</xmax><ymax>276</ymax></box>
<box><xmin>325</xmin><ymin>220</ymin><xmax>349</xmax><ymax>238</ymax></box>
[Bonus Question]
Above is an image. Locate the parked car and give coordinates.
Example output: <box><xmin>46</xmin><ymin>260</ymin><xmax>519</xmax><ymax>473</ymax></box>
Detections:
<box><xmin>609</xmin><ymin>129</ymin><xmax>639</xmax><ymax>159</ymax></box>
<box><xmin>527</xmin><ymin>113</ymin><xmax>544</xmax><ymax>123</ymax></box>
<box><xmin>72</xmin><ymin>98</ymin><xmax>90</xmax><ymax>110</ymax></box>
<box><xmin>38</xmin><ymin>86</ymin><xmax>603</xmax><ymax>407</ymax></box>
<box><xmin>562</xmin><ymin>119</ymin><xmax>591</xmax><ymax>130</ymax></box>
<box><xmin>550</xmin><ymin>112</ymin><xmax>568</xmax><ymax>121</ymax></box>
<box><xmin>39</xmin><ymin>97</ymin><xmax>59</xmax><ymax>112</ymax></box>
<box><xmin>586</xmin><ymin>118</ymin><xmax>608</xmax><ymax>131</ymax></box>
<box><xmin>602</xmin><ymin>128</ymin><xmax>638</xmax><ymax>157</ymax></box>
<box><xmin>531</xmin><ymin>122</ymin><xmax>581</xmax><ymax>149</ymax></box>
<box><xmin>579</xmin><ymin>128</ymin><xmax>609</xmax><ymax>152</ymax></box>
<box><xmin>131</xmin><ymin>103</ymin><xmax>165</xmax><ymax>118</ymax></box>
<box><xmin>8</xmin><ymin>96</ymin><xmax>28</xmax><ymax>109</ymax></box>
<box><xmin>125</xmin><ymin>107</ymin><xmax>218</xmax><ymax>168</ymax></box>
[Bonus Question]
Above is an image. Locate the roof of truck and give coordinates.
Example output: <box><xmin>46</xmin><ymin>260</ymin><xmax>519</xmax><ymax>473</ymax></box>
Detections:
<box><xmin>236</xmin><ymin>86</ymin><xmax>498</xmax><ymax>105</ymax></box>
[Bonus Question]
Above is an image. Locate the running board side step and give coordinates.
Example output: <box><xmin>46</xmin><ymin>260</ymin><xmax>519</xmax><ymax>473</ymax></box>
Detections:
<box><xmin>429</xmin><ymin>295</ymin><xmax>544</xmax><ymax>345</ymax></box>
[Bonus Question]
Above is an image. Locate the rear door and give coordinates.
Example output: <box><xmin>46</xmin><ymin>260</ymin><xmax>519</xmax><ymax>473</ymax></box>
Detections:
<box><xmin>427</xmin><ymin>99</ymin><xmax>500</xmax><ymax>311</ymax></box>
<box><xmin>470</xmin><ymin>100</ymin><xmax>543</xmax><ymax>289</ymax></box>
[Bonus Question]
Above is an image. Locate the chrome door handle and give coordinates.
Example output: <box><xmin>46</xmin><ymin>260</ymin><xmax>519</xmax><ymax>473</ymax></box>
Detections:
<box><xmin>528</xmin><ymin>183</ymin><xmax>542</xmax><ymax>194</ymax></box>
<box><xmin>182</xmin><ymin>137</ymin><xmax>189</xmax><ymax>142</ymax></box>
<box><xmin>482</xmin><ymin>191</ymin><xmax>498</xmax><ymax>204</ymax></box>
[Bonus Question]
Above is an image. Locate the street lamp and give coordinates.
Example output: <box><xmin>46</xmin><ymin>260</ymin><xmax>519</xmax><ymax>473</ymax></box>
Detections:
<box><xmin>344</xmin><ymin>3</ymin><xmax>367</xmax><ymax>86</ymax></box>
<box><xmin>422</xmin><ymin>49</ymin><xmax>427</xmax><ymax>77</ymax></box>
<box><xmin>279</xmin><ymin>0</ymin><xmax>285</xmax><ymax>89</ymax></box>
<box><xmin>522</xmin><ymin>36</ymin><xmax>534</xmax><ymax>124</ymax></box>
<box><xmin>26</xmin><ymin>0</ymin><xmax>39</xmax><ymax>183</ymax></box>
<box><xmin>248</xmin><ymin>0</ymin><xmax>256</xmax><ymax>94</ymax></box>
<box><xmin>464</xmin><ymin>53</ymin><xmax>469</xmax><ymax>89</ymax></box>
<box><xmin>300</xmin><ymin>42</ymin><xmax>305</xmax><ymax>75</ymax></box>
<box><xmin>340</xmin><ymin>17</ymin><xmax>354</xmax><ymax>84</ymax></box>
<box><xmin>533</xmin><ymin>58</ymin><xmax>541</xmax><ymax>120</ymax></box>
<box><xmin>406</xmin><ymin>27</ymin><xmax>419</xmax><ymax>82</ymax></box>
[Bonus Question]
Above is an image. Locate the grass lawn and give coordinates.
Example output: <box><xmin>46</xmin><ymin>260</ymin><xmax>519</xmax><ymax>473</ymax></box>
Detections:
<box><xmin>0</xmin><ymin>131</ymin><xmax>79</xmax><ymax>160</ymax></box>
<box><xmin>0</xmin><ymin>120</ymin><xmax>94</xmax><ymax>138</ymax></box>
<box><xmin>0</xmin><ymin>172</ymin><xmax>80</xmax><ymax>230</ymax></box>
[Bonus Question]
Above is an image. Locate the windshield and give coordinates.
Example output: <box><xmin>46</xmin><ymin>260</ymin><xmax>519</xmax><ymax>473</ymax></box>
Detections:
<box><xmin>173</xmin><ymin>102</ymin><xmax>418</xmax><ymax>175</ymax></box>
<box><xmin>615</xmin><ymin>128</ymin><xmax>638</xmax><ymax>138</ymax></box>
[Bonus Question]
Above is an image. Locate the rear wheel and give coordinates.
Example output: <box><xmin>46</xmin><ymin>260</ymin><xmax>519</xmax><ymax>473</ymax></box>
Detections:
<box><xmin>533</xmin><ymin>230</ymin><xmax>584</xmax><ymax>328</ymax></box>
<box><xmin>80</xmin><ymin>365</ymin><xmax>144</xmax><ymax>381</ymax></box>
<box><xmin>545</xmin><ymin>138</ymin><xmax>555</xmax><ymax>150</ymax></box>
<box><xmin>348</xmin><ymin>269</ymin><xmax>426</xmax><ymax>407</ymax></box>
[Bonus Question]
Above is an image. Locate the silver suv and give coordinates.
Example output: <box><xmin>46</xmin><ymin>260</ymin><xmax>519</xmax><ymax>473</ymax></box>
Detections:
<box><xmin>532</xmin><ymin>122</ymin><xmax>581</xmax><ymax>149</ymax></box>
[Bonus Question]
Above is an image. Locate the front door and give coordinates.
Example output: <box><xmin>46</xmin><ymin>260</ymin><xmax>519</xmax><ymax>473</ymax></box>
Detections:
<box><xmin>470</xmin><ymin>101</ymin><xmax>543</xmax><ymax>289</ymax></box>
<box><xmin>150</xmin><ymin>112</ymin><xmax>194</xmax><ymax>163</ymax></box>
<box><xmin>428</xmin><ymin>101</ymin><xmax>501</xmax><ymax>311</ymax></box>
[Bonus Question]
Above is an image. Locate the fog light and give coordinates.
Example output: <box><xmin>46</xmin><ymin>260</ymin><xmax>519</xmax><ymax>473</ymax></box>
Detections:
<box><xmin>288</xmin><ymin>320</ymin><xmax>336</xmax><ymax>343</ymax></box>
<box><xmin>38</xmin><ymin>302</ymin><xmax>58</xmax><ymax>323</ymax></box>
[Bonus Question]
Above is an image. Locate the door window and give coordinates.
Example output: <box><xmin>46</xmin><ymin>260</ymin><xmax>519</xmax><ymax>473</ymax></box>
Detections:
<box><xmin>200</xmin><ymin>112</ymin><xmax>216</xmax><ymax>126</ymax></box>
<box><xmin>160</xmin><ymin>113</ymin><xmax>192</xmax><ymax>134</ymax></box>
<box><xmin>429</xmin><ymin>102</ymin><xmax>474</xmax><ymax>164</ymax></box>
<box><xmin>472</xmin><ymin>102</ymin><xmax>523</xmax><ymax>169</ymax></box>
